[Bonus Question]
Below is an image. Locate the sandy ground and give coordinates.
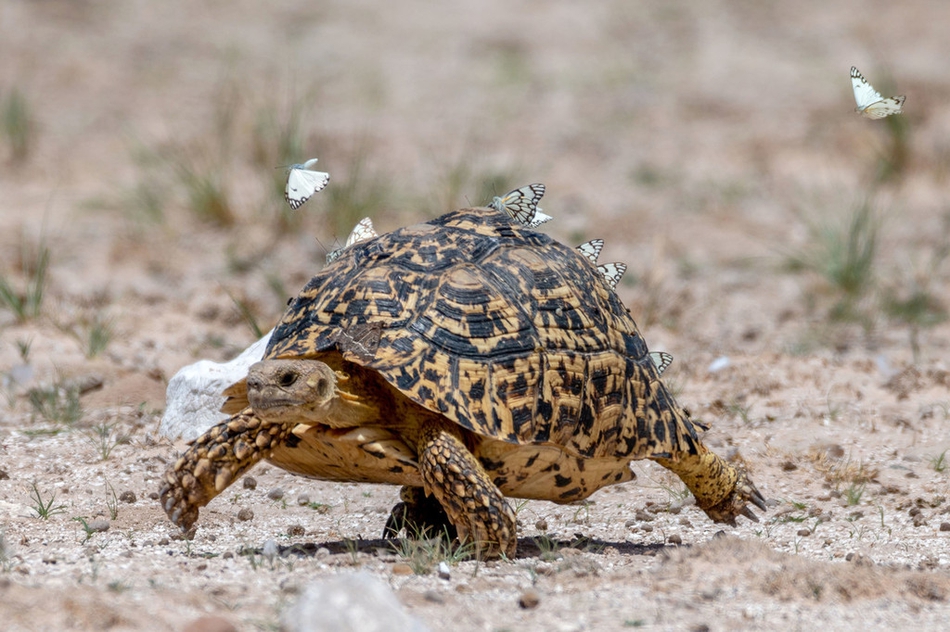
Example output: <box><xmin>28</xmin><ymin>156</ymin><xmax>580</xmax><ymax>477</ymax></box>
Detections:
<box><xmin>2</xmin><ymin>0</ymin><xmax>950</xmax><ymax>630</ymax></box>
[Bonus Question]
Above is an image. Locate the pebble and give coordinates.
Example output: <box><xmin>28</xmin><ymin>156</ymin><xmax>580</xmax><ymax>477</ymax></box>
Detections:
<box><xmin>423</xmin><ymin>590</ymin><xmax>444</xmax><ymax>604</ymax></box>
<box><xmin>667</xmin><ymin>534</ymin><xmax>682</xmax><ymax>545</ymax></box>
<box><xmin>119</xmin><ymin>490</ymin><xmax>136</xmax><ymax>503</ymax></box>
<box><xmin>282</xmin><ymin>572</ymin><xmax>430</xmax><ymax>632</ymax></box>
<box><xmin>437</xmin><ymin>561</ymin><xmax>451</xmax><ymax>580</ymax></box>
<box><xmin>268</xmin><ymin>487</ymin><xmax>285</xmax><ymax>500</ymax></box>
<box><xmin>797</xmin><ymin>528</ymin><xmax>811</xmax><ymax>537</ymax></box>
<box><xmin>288</xmin><ymin>524</ymin><xmax>306</xmax><ymax>537</ymax></box>
<box><xmin>243</xmin><ymin>476</ymin><xmax>257</xmax><ymax>490</ymax></box>
<box><xmin>391</xmin><ymin>563</ymin><xmax>414</xmax><ymax>575</ymax></box>
<box><xmin>535</xmin><ymin>518</ymin><xmax>548</xmax><ymax>531</ymax></box>
<box><xmin>0</xmin><ymin>469</ymin><xmax>9</xmax><ymax>480</ymax></box>
<box><xmin>940</xmin><ymin>522</ymin><xmax>950</xmax><ymax>532</ymax></box>
<box><xmin>88</xmin><ymin>519</ymin><xmax>110</xmax><ymax>533</ymax></box>
<box><xmin>182</xmin><ymin>615</ymin><xmax>238</xmax><ymax>632</ymax></box>
<box><xmin>263</xmin><ymin>539</ymin><xmax>279</xmax><ymax>562</ymax></box>
<box><xmin>296</xmin><ymin>494</ymin><xmax>310</xmax><ymax>506</ymax></box>
<box><xmin>518</xmin><ymin>589</ymin><xmax>541</xmax><ymax>609</ymax></box>
<box><xmin>237</xmin><ymin>508</ymin><xmax>254</xmax><ymax>521</ymax></box>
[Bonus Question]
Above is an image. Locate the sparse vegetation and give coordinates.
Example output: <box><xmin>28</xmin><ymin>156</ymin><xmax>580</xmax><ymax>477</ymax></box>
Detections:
<box><xmin>29</xmin><ymin>482</ymin><xmax>67</xmax><ymax>520</ymax></box>
<box><xmin>28</xmin><ymin>382</ymin><xmax>83</xmax><ymax>427</ymax></box>
<box><xmin>392</xmin><ymin>527</ymin><xmax>474</xmax><ymax>574</ymax></box>
<box><xmin>0</xmin><ymin>240</ymin><xmax>50</xmax><ymax>323</ymax></box>
<box><xmin>73</xmin><ymin>516</ymin><xmax>96</xmax><ymax>544</ymax></box>
<box><xmin>845</xmin><ymin>482</ymin><xmax>866</xmax><ymax>506</ymax></box>
<box><xmin>82</xmin><ymin>420</ymin><xmax>128</xmax><ymax>461</ymax></box>
<box><xmin>1</xmin><ymin>87</ymin><xmax>34</xmax><ymax>163</ymax></box>
<box><xmin>930</xmin><ymin>450</ymin><xmax>948</xmax><ymax>473</ymax></box>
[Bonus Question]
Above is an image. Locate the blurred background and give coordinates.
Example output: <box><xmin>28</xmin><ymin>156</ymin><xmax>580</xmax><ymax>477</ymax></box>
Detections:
<box><xmin>1</xmin><ymin>0</ymin><xmax>949</xmax><ymax>408</ymax></box>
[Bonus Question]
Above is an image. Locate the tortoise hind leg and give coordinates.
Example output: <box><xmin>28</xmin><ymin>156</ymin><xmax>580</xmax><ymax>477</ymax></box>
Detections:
<box><xmin>383</xmin><ymin>486</ymin><xmax>457</xmax><ymax>541</ymax></box>
<box><xmin>160</xmin><ymin>408</ymin><xmax>294</xmax><ymax>531</ymax></box>
<box><xmin>417</xmin><ymin>422</ymin><xmax>516</xmax><ymax>559</ymax></box>
<box><xmin>654</xmin><ymin>445</ymin><xmax>767</xmax><ymax>525</ymax></box>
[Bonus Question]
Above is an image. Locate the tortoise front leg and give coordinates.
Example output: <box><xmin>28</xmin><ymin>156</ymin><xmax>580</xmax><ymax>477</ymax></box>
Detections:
<box><xmin>160</xmin><ymin>409</ymin><xmax>294</xmax><ymax>531</ymax></box>
<box><xmin>418</xmin><ymin>423</ymin><xmax>516</xmax><ymax>559</ymax></box>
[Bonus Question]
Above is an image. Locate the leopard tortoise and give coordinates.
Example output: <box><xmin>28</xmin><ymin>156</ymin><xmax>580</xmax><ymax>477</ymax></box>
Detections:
<box><xmin>160</xmin><ymin>205</ymin><xmax>766</xmax><ymax>558</ymax></box>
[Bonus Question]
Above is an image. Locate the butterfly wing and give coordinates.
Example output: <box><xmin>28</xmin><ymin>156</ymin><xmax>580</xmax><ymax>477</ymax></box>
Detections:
<box><xmin>489</xmin><ymin>183</ymin><xmax>546</xmax><ymax>226</ymax></box>
<box><xmin>649</xmin><ymin>351</ymin><xmax>673</xmax><ymax>375</ymax></box>
<box><xmin>345</xmin><ymin>217</ymin><xmax>378</xmax><ymax>247</ymax></box>
<box><xmin>526</xmin><ymin>209</ymin><xmax>553</xmax><ymax>228</ymax></box>
<box><xmin>285</xmin><ymin>165</ymin><xmax>330</xmax><ymax>210</ymax></box>
<box><xmin>850</xmin><ymin>66</ymin><xmax>904</xmax><ymax>118</ymax></box>
<box><xmin>576</xmin><ymin>239</ymin><xmax>604</xmax><ymax>264</ymax></box>
<box><xmin>596</xmin><ymin>262</ymin><xmax>627</xmax><ymax>289</ymax></box>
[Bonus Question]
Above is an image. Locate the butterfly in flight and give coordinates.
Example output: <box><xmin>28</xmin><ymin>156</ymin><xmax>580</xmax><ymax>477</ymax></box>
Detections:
<box><xmin>489</xmin><ymin>183</ymin><xmax>551</xmax><ymax>228</ymax></box>
<box><xmin>596</xmin><ymin>262</ymin><xmax>627</xmax><ymax>290</ymax></box>
<box><xmin>326</xmin><ymin>217</ymin><xmax>378</xmax><ymax>264</ymax></box>
<box><xmin>649</xmin><ymin>351</ymin><xmax>673</xmax><ymax>376</ymax></box>
<box><xmin>850</xmin><ymin>66</ymin><xmax>905</xmax><ymax>119</ymax></box>
<box><xmin>576</xmin><ymin>239</ymin><xmax>605</xmax><ymax>265</ymax></box>
<box><xmin>285</xmin><ymin>158</ymin><xmax>330</xmax><ymax>210</ymax></box>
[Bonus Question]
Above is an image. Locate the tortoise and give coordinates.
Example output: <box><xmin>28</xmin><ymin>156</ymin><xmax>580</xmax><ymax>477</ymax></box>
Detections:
<box><xmin>160</xmin><ymin>205</ymin><xmax>766</xmax><ymax>558</ymax></box>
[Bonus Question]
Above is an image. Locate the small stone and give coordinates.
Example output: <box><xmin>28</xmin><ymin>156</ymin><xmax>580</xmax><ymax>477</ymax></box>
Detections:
<box><xmin>940</xmin><ymin>522</ymin><xmax>950</xmax><ymax>532</ymax></box>
<box><xmin>182</xmin><ymin>615</ymin><xmax>238</xmax><ymax>632</ymax></box>
<box><xmin>391</xmin><ymin>562</ymin><xmax>414</xmax><ymax>575</ymax></box>
<box><xmin>535</xmin><ymin>518</ymin><xmax>548</xmax><ymax>531</ymax></box>
<box><xmin>635</xmin><ymin>509</ymin><xmax>654</xmax><ymax>522</ymax></box>
<box><xmin>119</xmin><ymin>491</ymin><xmax>136</xmax><ymax>504</ymax></box>
<box><xmin>437</xmin><ymin>561</ymin><xmax>451</xmax><ymax>580</ymax></box>
<box><xmin>148</xmin><ymin>491</ymin><xmax>160</xmax><ymax>500</ymax></box>
<box><xmin>88</xmin><ymin>519</ymin><xmax>110</xmax><ymax>533</ymax></box>
<box><xmin>0</xmin><ymin>469</ymin><xmax>9</xmax><ymax>480</ymax></box>
<box><xmin>518</xmin><ymin>589</ymin><xmax>541</xmax><ymax>609</ymax></box>
<box><xmin>287</xmin><ymin>524</ymin><xmax>306</xmax><ymax>537</ymax></box>
<box><xmin>423</xmin><ymin>590</ymin><xmax>444</xmax><ymax>604</ymax></box>
<box><xmin>667</xmin><ymin>534</ymin><xmax>682</xmax><ymax>545</ymax></box>
<box><xmin>913</xmin><ymin>514</ymin><xmax>928</xmax><ymax>527</ymax></box>
<box><xmin>158</xmin><ymin>537</ymin><xmax>169</xmax><ymax>546</ymax></box>
<box><xmin>237</xmin><ymin>508</ymin><xmax>254</xmax><ymax>521</ymax></box>
<box><xmin>641</xmin><ymin>524</ymin><xmax>653</xmax><ymax>533</ymax></box>
<box><xmin>243</xmin><ymin>476</ymin><xmax>257</xmax><ymax>490</ymax></box>
<box><xmin>262</xmin><ymin>540</ymin><xmax>279</xmax><ymax>562</ymax></box>
<box><xmin>296</xmin><ymin>494</ymin><xmax>310</xmax><ymax>506</ymax></box>
<box><xmin>315</xmin><ymin>547</ymin><xmax>331</xmax><ymax>560</ymax></box>
<box><xmin>223</xmin><ymin>552</ymin><xmax>233</xmax><ymax>559</ymax></box>
<box><xmin>267</xmin><ymin>488</ymin><xmax>284</xmax><ymax>500</ymax></box>
<box><xmin>797</xmin><ymin>529</ymin><xmax>811</xmax><ymax>537</ymax></box>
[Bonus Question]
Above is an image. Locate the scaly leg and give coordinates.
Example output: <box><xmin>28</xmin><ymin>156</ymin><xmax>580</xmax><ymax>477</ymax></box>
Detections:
<box><xmin>418</xmin><ymin>422</ymin><xmax>516</xmax><ymax>559</ymax></box>
<box><xmin>654</xmin><ymin>444</ymin><xmax>766</xmax><ymax>525</ymax></box>
<box><xmin>160</xmin><ymin>408</ymin><xmax>294</xmax><ymax>531</ymax></box>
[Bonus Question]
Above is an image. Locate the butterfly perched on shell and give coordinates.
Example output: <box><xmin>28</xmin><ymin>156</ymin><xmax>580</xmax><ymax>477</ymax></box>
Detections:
<box><xmin>576</xmin><ymin>239</ymin><xmax>605</xmax><ymax>265</ymax></box>
<box><xmin>285</xmin><ymin>158</ymin><xmax>330</xmax><ymax>210</ymax></box>
<box><xmin>596</xmin><ymin>262</ymin><xmax>627</xmax><ymax>290</ymax></box>
<box><xmin>649</xmin><ymin>351</ymin><xmax>673</xmax><ymax>376</ymax></box>
<box><xmin>850</xmin><ymin>66</ymin><xmax>905</xmax><ymax>119</ymax></box>
<box><xmin>489</xmin><ymin>183</ymin><xmax>551</xmax><ymax>228</ymax></box>
<box><xmin>326</xmin><ymin>217</ymin><xmax>378</xmax><ymax>264</ymax></box>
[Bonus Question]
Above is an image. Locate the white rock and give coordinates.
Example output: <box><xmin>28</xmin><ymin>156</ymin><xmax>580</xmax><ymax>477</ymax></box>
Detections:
<box><xmin>281</xmin><ymin>571</ymin><xmax>431</xmax><ymax>632</ymax></box>
<box><xmin>707</xmin><ymin>356</ymin><xmax>731</xmax><ymax>373</ymax></box>
<box><xmin>158</xmin><ymin>331</ymin><xmax>272</xmax><ymax>441</ymax></box>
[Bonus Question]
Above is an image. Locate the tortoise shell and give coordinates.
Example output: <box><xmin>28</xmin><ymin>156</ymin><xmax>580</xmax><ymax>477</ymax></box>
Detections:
<box><xmin>265</xmin><ymin>206</ymin><xmax>700</xmax><ymax>463</ymax></box>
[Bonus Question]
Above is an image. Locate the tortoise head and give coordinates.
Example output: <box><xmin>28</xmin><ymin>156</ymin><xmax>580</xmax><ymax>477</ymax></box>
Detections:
<box><xmin>246</xmin><ymin>359</ymin><xmax>337</xmax><ymax>423</ymax></box>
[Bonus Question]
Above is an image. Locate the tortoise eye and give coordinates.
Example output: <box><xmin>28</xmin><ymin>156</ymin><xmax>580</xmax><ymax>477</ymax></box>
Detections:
<box><xmin>279</xmin><ymin>371</ymin><xmax>297</xmax><ymax>388</ymax></box>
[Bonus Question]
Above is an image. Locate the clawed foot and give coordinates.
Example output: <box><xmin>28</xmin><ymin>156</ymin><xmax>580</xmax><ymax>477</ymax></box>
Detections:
<box><xmin>702</xmin><ymin>470</ymin><xmax>768</xmax><ymax>525</ymax></box>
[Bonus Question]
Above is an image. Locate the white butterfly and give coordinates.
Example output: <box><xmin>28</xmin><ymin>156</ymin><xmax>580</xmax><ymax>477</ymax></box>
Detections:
<box><xmin>285</xmin><ymin>158</ymin><xmax>330</xmax><ymax>210</ymax></box>
<box><xmin>326</xmin><ymin>217</ymin><xmax>378</xmax><ymax>264</ymax></box>
<box><xmin>596</xmin><ymin>262</ymin><xmax>627</xmax><ymax>289</ymax></box>
<box><xmin>489</xmin><ymin>183</ymin><xmax>551</xmax><ymax>227</ymax></box>
<box><xmin>649</xmin><ymin>351</ymin><xmax>673</xmax><ymax>376</ymax></box>
<box><xmin>850</xmin><ymin>66</ymin><xmax>905</xmax><ymax>119</ymax></box>
<box><xmin>576</xmin><ymin>239</ymin><xmax>605</xmax><ymax>265</ymax></box>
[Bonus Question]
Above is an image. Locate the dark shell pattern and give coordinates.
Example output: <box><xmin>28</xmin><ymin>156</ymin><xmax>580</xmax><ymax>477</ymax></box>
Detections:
<box><xmin>267</xmin><ymin>207</ymin><xmax>701</xmax><ymax>462</ymax></box>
